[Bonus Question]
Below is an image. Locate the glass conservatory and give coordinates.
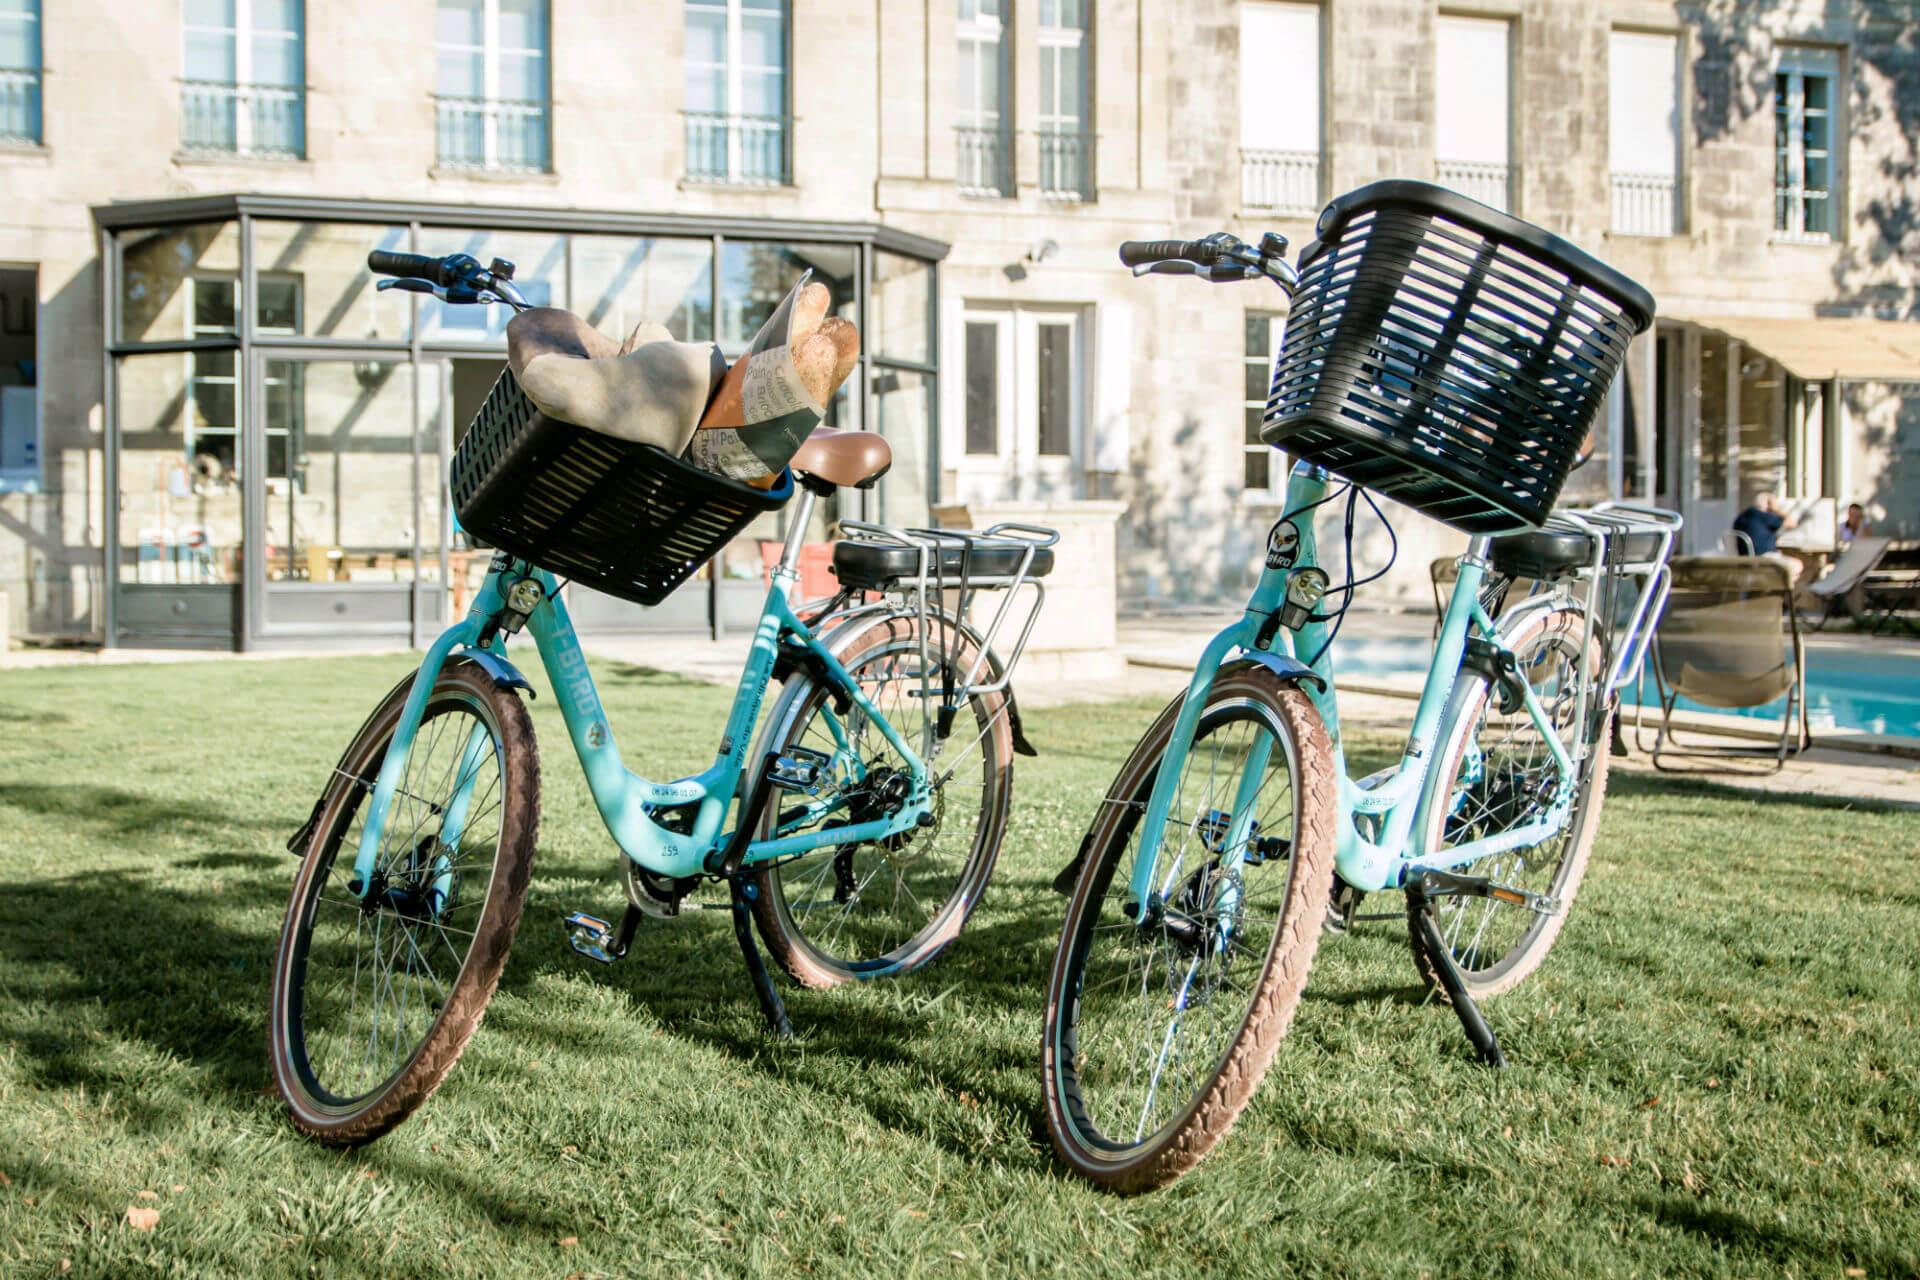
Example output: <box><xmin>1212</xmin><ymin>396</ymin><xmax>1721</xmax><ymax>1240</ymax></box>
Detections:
<box><xmin>97</xmin><ymin>193</ymin><xmax>945</xmax><ymax>649</ymax></box>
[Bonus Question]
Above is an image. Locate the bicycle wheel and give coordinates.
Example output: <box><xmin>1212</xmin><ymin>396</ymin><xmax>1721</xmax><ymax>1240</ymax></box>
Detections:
<box><xmin>1410</xmin><ymin>605</ymin><xmax>1607</xmax><ymax>1000</ymax></box>
<box><xmin>1042</xmin><ymin>664</ymin><xmax>1336</xmax><ymax>1193</ymax></box>
<box><xmin>270</xmin><ymin>659</ymin><xmax>539</xmax><ymax>1145</ymax></box>
<box><xmin>749</xmin><ymin>613</ymin><xmax>1012</xmax><ymax>987</ymax></box>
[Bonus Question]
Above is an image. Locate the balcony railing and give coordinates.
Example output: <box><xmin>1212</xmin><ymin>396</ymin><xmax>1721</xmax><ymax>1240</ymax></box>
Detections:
<box><xmin>1774</xmin><ymin>184</ymin><xmax>1833</xmax><ymax>242</ymax></box>
<box><xmin>1039</xmin><ymin>129</ymin><xmax>1094</xmax><ymax>201</ymax></box>
<box><xmin>434</xmin><ymin>95</ymin><xmax>550</xmax><ymax>173</ymax></box>
<box><xmin>1240</xmin><ymin>148</ymin><xmax>1320</xmax><ymax>215</ymax></box>
<box><xmin>181</xmin><ymin>81</ymin><xmax>305</xmax><ymax>158</ymax></box>
<box><xmin>683</xmin><ymin>112</ymin><xmax>790</xmax><ymax>186</ymax></box>
<box><xmin>956</xmin><ymin>125</ymin><xmax>1012</xmax><ymax>197</ymax></box>
<box><xmin>1436</xmin><ymin>158</ymin><xmax>1514</xmax><ymax>212</ymax></box>
<box><xmin>0</xmin><ymin>68</ymin><xmax>40</xmax><ymax>145</ymax></box>
<box><xmin>1611</xmin><ymin>171</ymin><xmax>1679</xmax><ymax>237</ymax></box>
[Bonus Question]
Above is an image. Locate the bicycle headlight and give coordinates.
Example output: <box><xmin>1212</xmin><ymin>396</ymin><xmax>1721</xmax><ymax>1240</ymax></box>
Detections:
<box><xmin>1280</xmin><ymin>567</ymin><xmax>1329</xmax><ymax>631</ymax></box>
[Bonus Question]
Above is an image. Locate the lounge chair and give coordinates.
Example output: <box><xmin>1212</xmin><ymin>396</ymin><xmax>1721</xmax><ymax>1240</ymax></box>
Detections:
<box><xmin>1860</xmin><ymin>541</ymin><xmax>1920</xmax><ymax>636</ymax></box>
<box><xmin>1650</xmin><ymin>556</ymin><xmax>1811</xmax><ymax>772</ymax></box>
<box><xmin>1804</xmin><ymin>535</ymin><xmax>1893</xmax><ymax>630</ymax></box>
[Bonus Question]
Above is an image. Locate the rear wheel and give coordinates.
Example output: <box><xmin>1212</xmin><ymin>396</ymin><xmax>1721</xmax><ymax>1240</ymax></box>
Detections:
<box><xmin>1411</xmin><ymin>606</ymin><xmax>1607</xmax><ymax>1000</ymax></box>
<box><xmin>1042</xmin><ymin>666</ymin><xmax>1336</xmax><ymax>1193</ymax></box>
<box><xmin>749</xmin><ymin>613</ymin><xmax>1013</xmax><ymax>987</ymax></box>
<box><xmin>269</xmin><ymin>660</ymin><xmax>539</xmax><ymax>1145</ymax></box>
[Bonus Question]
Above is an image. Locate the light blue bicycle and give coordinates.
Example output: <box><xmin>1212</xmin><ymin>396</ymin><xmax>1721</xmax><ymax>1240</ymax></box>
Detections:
<box><xmin>1040</xmin><ymin>182</ymin><xmax>1679</xmax><ymax>1191</ymax></box>
<box><xmin>269</xmin><ymin>249</ymin><xmax>1054</xmax><ymax>1145</ymax></box>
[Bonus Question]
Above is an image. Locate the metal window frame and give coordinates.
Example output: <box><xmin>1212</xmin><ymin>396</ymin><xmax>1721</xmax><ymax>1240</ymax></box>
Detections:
<box><xmin>94</xmin><ymin>192</ymin><xmax>948</xmax><ymax>647</ymax></box>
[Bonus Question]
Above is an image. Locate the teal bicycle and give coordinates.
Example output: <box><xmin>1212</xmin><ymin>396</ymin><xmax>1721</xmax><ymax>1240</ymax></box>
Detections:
<box><xmin>269</xmin><ymin>249</ymin><xmax>1055</xmax><ymax>1144</ymax></box>
<box><xmin>1040</xmin><ymin>183</ymin><xmax>1679</xmax><ymax>1191</ymax></box>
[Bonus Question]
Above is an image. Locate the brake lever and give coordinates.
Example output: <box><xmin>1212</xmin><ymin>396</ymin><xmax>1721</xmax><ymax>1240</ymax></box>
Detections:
<box><xmin>376</xmin><ymin>277</ymin><xmax>437</xmax><ymax>296</ymax></box>
<box><xmin>1136</xmin><ymin>261</ymin><xmax>1200</xmax><ymax>277</ymax></box>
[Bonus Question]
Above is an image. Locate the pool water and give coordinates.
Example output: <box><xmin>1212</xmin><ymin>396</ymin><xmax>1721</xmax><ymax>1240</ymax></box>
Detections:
<box><xmin>1327</xmin><ymin>634</ymin><xmax>1920</xmax><ymax>740</ymax></box>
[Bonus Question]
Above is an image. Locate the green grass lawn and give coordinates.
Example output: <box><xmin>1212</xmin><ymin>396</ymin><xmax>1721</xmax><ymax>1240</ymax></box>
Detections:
<box><xmin>1</xmin><ymin>653</ymin><xmax>1916</xmax><ymax>1278</ymax></box>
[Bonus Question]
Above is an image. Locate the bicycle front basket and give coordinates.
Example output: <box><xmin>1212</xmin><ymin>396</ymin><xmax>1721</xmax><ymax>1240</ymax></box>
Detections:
<box><xmin>1261</xmin><ymin>181</ymin><xmax>1655</xmax><ymax>533</ymax></box>
<box><xmin>449</xmin><ymin>369</ymin><xmax>791</xmax><ymax>606</ymax></box>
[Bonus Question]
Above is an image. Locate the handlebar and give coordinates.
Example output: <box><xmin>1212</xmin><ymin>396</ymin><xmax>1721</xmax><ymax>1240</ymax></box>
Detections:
<box><xmin>1118</xmin><ymin>238</ymin><xmax>1224</xmax><ymax>269</ymax></box>
<box><xmin>367</xmin><ymin>250</ymin><xmax>457</xmax><ymax>286</ymax></box>
<box><xmin>365</xmin><ymin>249</ymin><xmax>532</xmax><ymax>312</ymax></box>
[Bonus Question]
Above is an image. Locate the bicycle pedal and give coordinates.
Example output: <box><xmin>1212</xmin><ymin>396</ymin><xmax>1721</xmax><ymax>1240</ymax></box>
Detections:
<box><xmin>767</xmin><ymin>746</ymin><xmax>832</xmax><ymax>792</ymax></box>
<box><xmin>564</xmin><ymin>911</ymin><xmax>623</xmax><ymax>963</ymax></box>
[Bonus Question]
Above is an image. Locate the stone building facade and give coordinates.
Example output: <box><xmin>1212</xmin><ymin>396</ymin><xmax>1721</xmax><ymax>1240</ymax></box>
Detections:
<box><xmin>0</xmin><ymin>0</ymin><xmax>1914</xmax><ymax>645</ymax></box>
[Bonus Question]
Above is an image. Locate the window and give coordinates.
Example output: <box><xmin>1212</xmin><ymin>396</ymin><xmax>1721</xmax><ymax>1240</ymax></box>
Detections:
<box><xmin>1239</xmin><ymin>2</ymin><xmax>1320</xmax><ymax>215</ymax></box>
<box><xmin>1435</xmin><ymin>14</ymin><xmax>1512</xmax><ymax>211</ymax></box>
<box><xmin>435</xmin><ymin>0</ymin><xmax>550</xmax><ymax>172</ymax></box>
<box><xmin>964</xmin><ymin>320</ymin><xmax>1000</xmax><ymax>455</ymax></box>
<box><xmin>1609</xmin><ymin>30</ymin><xmax>1681</xmax><ymax>236</ymax></box>
<box><xmin>1775</xmin><ymin>46</ymin><xmax>1838</xmax><ymax>242</ymax></box>
<box><xmin>1244</xmin><ymin>312</ymin><xmax>1282</xmax><ymax>491</ymax></box>
<box><xmin>0</xmin><ymin>0</ymin><xmax>41</xmax><ymax>145</ymax></box>
<box><xmin>181</xmin><ymin>0</ymin><xmax>305</xmax><ymax>158</ymax></box>
<box><xmin>684</xmin><ymin>0</ymin><xmax>790</xmax><ymax>185</ymax></box>
<box><xmin>186</xmin><ymin>275</ymin><xmax>302</xmax><ymax>485</ymax></box>
<box><xmin>1037</xmin><ymin>0</ymin><xmax>1091</xmax><ymax>200</ymax></box>
<box><xmin>0</xmin><ymin>266</ymin><xmax>35</xmax><ymax>491</ymax></box>
<box><xmin>956</xmin><ymin>0</ymin><xmax>1011</xmax><ymax>195</ymax></box>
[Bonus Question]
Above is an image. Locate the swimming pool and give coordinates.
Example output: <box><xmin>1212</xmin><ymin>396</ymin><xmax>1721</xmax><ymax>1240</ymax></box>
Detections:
<box><xmin>1328</xmin><ymin>632</ymin><xmax>1920</xmax><ymax>740</ymax></box>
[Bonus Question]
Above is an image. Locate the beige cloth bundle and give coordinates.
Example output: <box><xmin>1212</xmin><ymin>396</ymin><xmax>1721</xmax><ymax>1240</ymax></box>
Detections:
<box><xmin>505</xmin><ymin>276</ymin><xmax>860</xmax><ymax>487</ymax></box>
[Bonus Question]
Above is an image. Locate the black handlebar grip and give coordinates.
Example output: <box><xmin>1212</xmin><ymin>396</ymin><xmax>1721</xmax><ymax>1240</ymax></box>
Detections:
<box><xmin>367</xmin><ymin>250</ymin><xmax>450</xmax><ymax>284</ymax></box>
<box><xmin>1117</xmin><ymin>238</ymin><xmax>1220</xmax><ymax>268</ymax></box>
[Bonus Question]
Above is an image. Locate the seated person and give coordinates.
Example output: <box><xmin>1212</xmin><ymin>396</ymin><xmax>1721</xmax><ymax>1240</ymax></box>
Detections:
<box><xmin>1839</xmin><ymin>502</ymin><xmax>1873</xmax><ymax>546</ymax></box>
<box><xmin>1732</xmin><ymin>491</ymin><xmax>1797</xmax><ymax>556</ymax></box>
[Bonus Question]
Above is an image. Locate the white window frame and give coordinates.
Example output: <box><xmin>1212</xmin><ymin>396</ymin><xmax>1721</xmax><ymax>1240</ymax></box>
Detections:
<box><xmin>1036</xmin><ymin>0</ymin><xmax>1091</xmax><ymax>199</ymax></box>
<box><xmin>952</xmin><ymin>304</ymin><xmax>1086</xmax><ymax>500</ymax></box>
<box><xmin>1243</xmin><ymin>311</ymin><xmax>1285</xmax><ymax>497</ymax></box>
<box><xmin>685</xmin><ymin>0</ymin><xmax>789</xmax><ymax>181</ymax></box>
<box><xmin>0</xmin><ymin>0</ymin><xmax>42</xmax><ymax>146</ymax></box>
<box><xmin>1238</xmin><ymin>1</ymin><xmax>1323</xmax><ymax>215</ymax></box>
<box><xmin>1607</xmin><ymin>29</ymin><xmax>1683</xmax><ymax>237</ymax></box>
<box><xmin>436</xmin><ymin>0</ymin><xmax>550</xmax><ymax>171</ymax></box>
<box><xmin>1434</xmin><ymin>13</ymin><xmax>1514</xmax><ymax>212</ymax></box>
<box><xmin>956</xmin><ymin>0</ymin><xmax>1012</xmax><ymax>195</ymax></box>
<box><xmin>181</xmin><ymin>0</ymin><xmax>305</xmax><ymax>156</ymax></box>
<box><xmin>1774</xmin><ymin>45</ymin><xmax>1841</xmax><ymax>244</ymax></box>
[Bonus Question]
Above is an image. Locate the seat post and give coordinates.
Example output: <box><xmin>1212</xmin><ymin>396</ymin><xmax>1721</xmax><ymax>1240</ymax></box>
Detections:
<box><xmin>776</xmin><ymin>485</ymin><xmax>820</xmax><ymax>577</ymax></box>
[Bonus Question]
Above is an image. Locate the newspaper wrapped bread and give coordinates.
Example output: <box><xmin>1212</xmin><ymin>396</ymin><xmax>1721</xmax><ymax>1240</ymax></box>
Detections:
<box><xmin>686</xmin><ymin>273</ymin><xmax>861</xmax><ymax>488</ymax></box>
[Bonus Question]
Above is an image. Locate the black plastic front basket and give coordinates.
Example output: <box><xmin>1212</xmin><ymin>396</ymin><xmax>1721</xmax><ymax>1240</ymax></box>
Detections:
<box><xmin>1262</xmin><ymin>181</ymin><xmax>1656</xmax><ymax>533</ymax></box>
<box><xmin>449</xmin><ymin>369</ymin><xmax>791</xmax><ymax>606</ymax></box>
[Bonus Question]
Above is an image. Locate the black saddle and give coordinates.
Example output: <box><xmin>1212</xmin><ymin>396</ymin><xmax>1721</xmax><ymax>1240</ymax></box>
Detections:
<box><xmin>1488</xmin><ymin>527</ymin><xmax>1666</xmax><ymax>580</ymax></box>
<box><xmin>832</xmin><ymin>540</ymin><xmax>1055</xmax><ymax>593</ymax></box>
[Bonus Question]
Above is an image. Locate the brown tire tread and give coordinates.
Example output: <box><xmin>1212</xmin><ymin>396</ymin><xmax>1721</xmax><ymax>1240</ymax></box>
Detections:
<box><xmin>269</xmin><ymin>661</ymin><xmax>540</xmax><ymax>1146</ymax></box>
<box><xmin>1042</xmin><ymin>666</ymin><xmax>1337</xmax><ymax>1193</ymax></box>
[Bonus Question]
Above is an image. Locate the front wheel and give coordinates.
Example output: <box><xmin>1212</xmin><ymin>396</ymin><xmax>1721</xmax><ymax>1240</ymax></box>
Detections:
<box><xmin>1042</xmin><ymin>665</ymin><xmax>1337</xmax><ymax>1193</ymax></box>
<box><xmin>269</xmin><ymin>659</ymin><xmax>539</xmax><ymax>1145</ymax></box>
<box><xmin>1411</xmin><ymin>605</ymin><xmax>1608</xmax><ymax>1000</ymax></box>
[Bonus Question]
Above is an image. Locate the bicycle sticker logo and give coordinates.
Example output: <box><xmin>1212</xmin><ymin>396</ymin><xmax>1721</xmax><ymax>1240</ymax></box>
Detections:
<box><xmin>1265</xmin><ymin>521</ymin><xmax>1301</xmax><ymax>570</ymax></box>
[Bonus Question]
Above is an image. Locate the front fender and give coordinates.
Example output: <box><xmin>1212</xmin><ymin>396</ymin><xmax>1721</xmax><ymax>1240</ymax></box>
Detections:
<box><xmin>1237</xmin><ymin>648</ymin><xmax>1326</xmax><ymax>691</ymax></box>
<box><xmin>458</xmin><ymin>648</ymin><xmax>535</xmax><ymax>697</ymax></box>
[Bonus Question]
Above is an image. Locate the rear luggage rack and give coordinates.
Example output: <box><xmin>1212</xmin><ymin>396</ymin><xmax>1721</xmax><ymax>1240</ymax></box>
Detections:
<box><xmin>830</xmin><ymin>520</ymin><xmax>1059</xmax><ymax>733</ymax></box>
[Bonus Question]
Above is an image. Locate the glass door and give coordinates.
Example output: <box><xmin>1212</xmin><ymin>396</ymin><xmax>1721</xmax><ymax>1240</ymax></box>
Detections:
<box><xmin>953</xmin><ymin>305</ymin><xmax>1085</xmax><ymax>505</ymax></box>
<box><xmin>255</xmin><ymin>352</ymin><xmax>443</xmax><ymax>640</ymax></box>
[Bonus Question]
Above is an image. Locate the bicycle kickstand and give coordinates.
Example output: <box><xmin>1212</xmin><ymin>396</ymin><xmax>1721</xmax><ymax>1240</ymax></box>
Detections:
<box><xmin>1405</xmin><ymin>872</ymin><xmax>1508</xmax><ymax>1069</ymax></box>
<box><xmin>728</xmin><ymin>877</ymin><xmax>794</xmax><ymax>1039</ymax></box>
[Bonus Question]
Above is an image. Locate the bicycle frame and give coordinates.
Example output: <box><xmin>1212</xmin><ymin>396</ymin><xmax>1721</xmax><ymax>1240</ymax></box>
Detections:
<box><xmin>345</xmin><ymin>490</ymin><xmax>933</xmax><ymax>901</ymax></box>
<box><xmin>1123</xmin><ymin>461</ymin><xmax>1577</xmax><ymax>915</ymax></box>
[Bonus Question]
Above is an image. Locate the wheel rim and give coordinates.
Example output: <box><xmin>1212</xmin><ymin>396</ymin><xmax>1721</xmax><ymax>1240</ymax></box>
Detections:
<box><xmin>765</xmin><ymin>635</ymin><xmax>1000</xmax><ymax>977</ymax></box>
<box><xmin>280</xmin><ymin>691</ymin><xmax>508</xmax><ymax>1114</ymax></box>
<box><xmin>1431</xmin><ymin>621</ymin><xmax>1590</xmax><ymax>977</ymax></box>
<box><xmin>1053</xmin><ymin>701</ymin><xmax>1302</xmax><ymax>1159</ymax></box>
